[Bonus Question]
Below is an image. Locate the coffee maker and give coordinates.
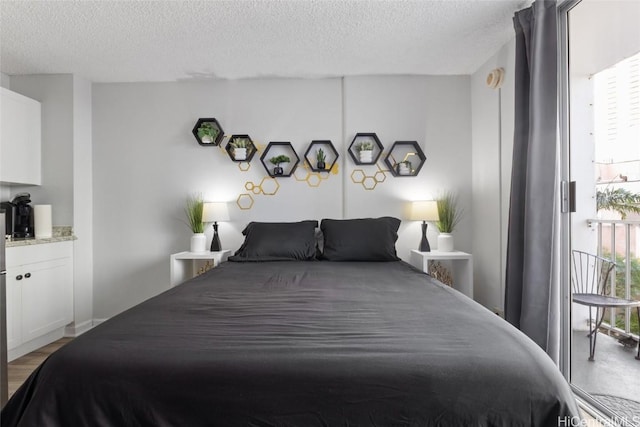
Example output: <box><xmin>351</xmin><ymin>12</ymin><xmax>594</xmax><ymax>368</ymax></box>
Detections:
<box><xmin>0</xmin><ymin>193</ymin><xmax>34</xmax><ymax>238</ymax></box>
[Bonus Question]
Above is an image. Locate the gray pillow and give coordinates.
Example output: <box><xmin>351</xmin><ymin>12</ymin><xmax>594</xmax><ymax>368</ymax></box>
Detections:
<box><xmin>320</xmin><ymin>217</ymin><xmax>401</xmax><ymax>261</ymax></box>
<box><xmin>230</xmin><ymin>220</ymin><xmax>318</xmax><ymax>261</ymax></box>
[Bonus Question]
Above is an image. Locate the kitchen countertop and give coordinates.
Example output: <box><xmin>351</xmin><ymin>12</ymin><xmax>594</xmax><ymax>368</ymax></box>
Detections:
<box><xmin>5</xmin><ymin>226</ymin><xmax>76</xmax><ymax>248</ymax></box>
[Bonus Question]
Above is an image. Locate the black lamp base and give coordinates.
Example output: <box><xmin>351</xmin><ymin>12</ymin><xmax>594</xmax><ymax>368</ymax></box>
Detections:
<box><xmin>419</xmin><ymin>221</ymin><xmax>431</xmax><ymax>252</ymax></box>
<box><xmin>210</xmin><ymin>222</ymin><xmax>221</xmax><ymax>251</ymax></box>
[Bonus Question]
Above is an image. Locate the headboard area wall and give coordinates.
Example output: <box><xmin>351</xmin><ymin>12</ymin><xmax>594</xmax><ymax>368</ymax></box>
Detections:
<box><xmin>92</xmin><ymin>75</ymin><xmax>471</xmax><ymax>319</ymax></box>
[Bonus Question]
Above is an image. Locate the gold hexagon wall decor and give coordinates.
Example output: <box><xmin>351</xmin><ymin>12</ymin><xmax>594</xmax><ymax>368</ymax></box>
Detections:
<box><xmin>362</xmin><ymin>176</ymin><xmax>378</xmax><ymax>190</ymax></box>
<box><xmin>258</xmin><ymin>177</ymin><xmax>280</xmax><ymax>195</ymax></box>
<box><xmin>306</xmin><ymin>174</ymin><xmax>321</xmax><ymax>187</ymax></box>
<box><xmin>294</xmin><ymin>167</ymin><xmax>311</xmax><ymax>182</ymax></box>
<box><xmin>237</xmin><ymin>193</ymin><xmax>254</xmax><ymax>210</ymax></box>
<box><xmin>351</xmin><ymin>169</ymin><xmax>366</xmax><ymax>184</ymax></box>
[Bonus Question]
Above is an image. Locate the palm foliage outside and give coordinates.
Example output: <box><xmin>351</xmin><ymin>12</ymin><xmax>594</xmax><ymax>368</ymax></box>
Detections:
<box><xmin>596</xmin><ymin>187</ymin><xmax>640</xmax><ymax>219</ymax></box>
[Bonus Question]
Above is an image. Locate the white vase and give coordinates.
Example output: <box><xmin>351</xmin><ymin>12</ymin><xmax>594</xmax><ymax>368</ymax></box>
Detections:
<box><xmin>234</xmin><ymin>147</ymin><xmax>247</xmax><ymax>161</ymax></box>
<box><xmin>359</xmin><ymin>150</ymin><xmax>373</xmax><ymax>163</ymax></box>
<box><xmin>190</xmin><ymin>233</ymin><xmax>207</xmax><ymax>253</ymax></box>
<box><xmin>438</xmin><ymin>233</ymin><xmax>454</xmax><ymax>252</ymax></box>
<box><xmin>398</xmin><ymin>163</ymin><xmax>411</xmax><ymax>175</ymax></box>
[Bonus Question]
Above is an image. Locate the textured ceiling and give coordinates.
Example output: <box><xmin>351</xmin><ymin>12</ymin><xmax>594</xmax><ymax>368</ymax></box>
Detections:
<box><xmin>0</xmin><ymin>0</ymin><xmax>530</xmax><ymax>83</ymax></box>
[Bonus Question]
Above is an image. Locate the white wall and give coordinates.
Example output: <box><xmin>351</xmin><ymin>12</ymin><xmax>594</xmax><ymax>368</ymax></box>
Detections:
<box><xmin>70</xmin><ymin>75</ymin><xmax>94</xmax><ymax>334</ymax></box>
<box><xmin>91</xmin><ymin>76</ymin><xmax>473</xmax><ymax>319</ymax></box>
<box><xmin>343</xmin><ymin>75</ymin><xmax>472</xmax><ymax>260</ymax></box>
<box><xmin>470</xmin><ymin>39</ymin><xmax>515</xmax><ymax>311</ymax></box>
<box><xmin>91</xmin><ymin>79</ymin><xmax>344</xmax><ymax>318</ymax></box>
<box><xmin>0</xmin><ymin>72</ymin><xmax>9</xmax><ymax>89</ymax></box>
<box><xmin>9</xmin><ymin>75</ymin><xmax>75</xmax><ymax>226</ymax></box>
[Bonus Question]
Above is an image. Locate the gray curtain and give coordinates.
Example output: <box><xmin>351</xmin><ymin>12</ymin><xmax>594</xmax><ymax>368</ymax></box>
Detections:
<box><xmin>504</xmin><ymin>0</ymin><xmax>559</xmax><ymax>361</ymax></box>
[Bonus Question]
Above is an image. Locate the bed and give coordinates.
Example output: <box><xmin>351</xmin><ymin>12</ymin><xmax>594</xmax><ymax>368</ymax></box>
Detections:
<box><xmin>2</xmin><ymin>218</ymin><xmax>580</xmax><ymax>426</ymax></box>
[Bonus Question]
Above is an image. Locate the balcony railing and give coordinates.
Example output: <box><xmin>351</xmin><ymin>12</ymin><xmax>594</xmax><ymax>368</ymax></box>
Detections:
<box><xmin>587</xmin><ymin>218</ymin><xmax>640</xmax><ymax>339</ymax></box>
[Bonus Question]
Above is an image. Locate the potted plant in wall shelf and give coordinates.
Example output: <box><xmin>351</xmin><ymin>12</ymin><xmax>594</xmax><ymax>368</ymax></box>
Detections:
<box><xmin>230</xmin><ymin>138</ymin><xmax>250</xmax><ymax>160</ymax></box>
<box><xmin>397</xmin><ymin>160</ymin><xmax>412</xmax><ymax>176</ymax></box>
<box><xmin>356</xmin><ymin>141</ymin><xmax>374</xmax><ymax>163</ymax></box>
<box><xmin>185</xmin><ymin>193</ymin><xmax>206</xmax><ymax>253</ymax></box>
<box><xmin>197</xmin><ymin>122</ymin><xmax>219</xmax><ymax>144</ymax></box>
<box><xmin>316</xmin><ymin>148</ymin><xmax>326</xmax><ymax>170</ymax></box>
<box><xmin>436</xmin><ymin>191</ymin><xmax>463</xmax><ymax>252</ymax></box>
<box><xmin>269</xmin><ymin>155</ymin><xmax>290</xmax><ymax>176</ymax></box>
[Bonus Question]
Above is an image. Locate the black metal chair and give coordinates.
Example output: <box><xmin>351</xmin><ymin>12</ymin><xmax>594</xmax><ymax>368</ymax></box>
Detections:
<box><xmin>571</xmin><ymin>250</ymin><xmax>640</xmax><ymax>361</ymax></box>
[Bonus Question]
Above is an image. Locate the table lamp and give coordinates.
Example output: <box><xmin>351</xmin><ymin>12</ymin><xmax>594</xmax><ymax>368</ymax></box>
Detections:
<box><xmin>202</xmin><ymin>202</ymin><xmax>230</xmax><ymax>251</ymax></box>
<box><xmin>410</xmin><ymin>200</ymin><xmax>439</xmax><ymax>252</ymax></box>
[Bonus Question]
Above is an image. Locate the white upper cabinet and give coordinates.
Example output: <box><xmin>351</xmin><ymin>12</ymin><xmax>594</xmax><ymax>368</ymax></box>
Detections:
<box><xmin>0</xmin><ymin>87</ymin><xmax>42</xmax><ymax>185</ymax></box>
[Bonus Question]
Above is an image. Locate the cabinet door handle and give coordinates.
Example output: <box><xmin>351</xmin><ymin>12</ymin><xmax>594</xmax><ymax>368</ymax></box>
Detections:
<box><xmin>16</xmin><ymin>274</ymin><xmax>23</xmax><ymax>281</ymax></box>
<box><xmin>25</xmin><ymin>272</ymin><xmax>31</xmax><ymax>278</ymax></box>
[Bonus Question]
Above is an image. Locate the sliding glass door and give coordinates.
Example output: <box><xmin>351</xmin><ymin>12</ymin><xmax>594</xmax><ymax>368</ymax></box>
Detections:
<box><xmin>561</xmin><ymin>0</ymin><xmax>640</xmax><ymax>422</ymax></box>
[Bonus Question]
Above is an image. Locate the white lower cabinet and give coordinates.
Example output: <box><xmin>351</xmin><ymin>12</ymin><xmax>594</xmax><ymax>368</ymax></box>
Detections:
<box><xmin>6</xmin><ymin>241</ymin><xmax>73</xmax><ymax>360</ymax></box>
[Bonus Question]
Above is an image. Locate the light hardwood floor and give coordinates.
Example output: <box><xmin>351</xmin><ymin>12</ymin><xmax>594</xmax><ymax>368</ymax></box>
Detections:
<box><xmin>8</xmin><ymin>337</ymin><xmax>73</xmax><ymax>398</ymax></box>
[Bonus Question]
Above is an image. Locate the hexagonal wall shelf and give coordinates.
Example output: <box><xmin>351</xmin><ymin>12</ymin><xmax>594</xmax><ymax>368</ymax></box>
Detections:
<box><xmin>383</xmin><ymin>141</ymin><xmax>426</xmax><ymax>177</ymax></box>
<box><xmin>260</xmin><ymin>142</ymin><xmax>300</xmax><ymax>177</ymax></box>
<box><xmin>192</xmin><ymin>118</ymin><xmax>224</xmax><ymax>146</ymax></box>
<box><xmin>347</xmin><ymin>133</ymin><xmax>384</xmax><ymax>165</ymax></box>
<box><xmin>304</xmin><ymin>140</ymin><xmax>339</xmax><ymax>172</ymax></box>
<box><xmin>225</xmin><ymin>134</ymin><xmax>258</xmax><ymax>162</ymax></box>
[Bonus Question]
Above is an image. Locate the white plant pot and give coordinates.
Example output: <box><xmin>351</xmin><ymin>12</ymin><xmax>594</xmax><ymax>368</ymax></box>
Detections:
<box><xmin>234</xmin><ymin>147</ymin><xmax>247</xmax><ymax>161</ymax></box>
<box><xmin>398</xmin><ymin>163</ymin><xmax>411</xmax><ymax>175</ymax></box>
<box><xmin>359</xmin><ymin>150</ymin><xmax>373</xmax><ymax>163</ymax></box>
<box><xmin>438</xmin><ymin>233</ymin><xmax>454</xmax><ymax>252</ymax></box>
<box><xmin>190</xmin><ymin>233</ymin><xmax>207</xmax><ymax>253</ymax></box>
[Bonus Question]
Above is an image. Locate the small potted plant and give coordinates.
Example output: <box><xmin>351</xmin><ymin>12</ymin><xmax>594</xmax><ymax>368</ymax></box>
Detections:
<box><xmin>230</xmin><ymin>138</ymin><xmax>250</xmax><ymax>160</ymax></box>
<box><xmin>397</xmin><ymin>160</ymin><xmax>412</xmax><ymax>176</ymax></box>
<box><xmin>435</xmin><ymin>191</ymin><xmax>463</xmax><ymax>252</ymax></box>
<box><xmin>197</xmin><ymin>122</ymin><xmax>219</xmax><ymax>144</ymax></box>
<box><xmin>316</xmin><ymin>148</ymin><xmax>326</xmax><ymax>170</ymax></box>
<box><xmin>184</xmin><ymin>193</ymin><xmax>206</xmax><ymax>252</ymax></box>
<box><xmin>269</xmin><ymin>154</ymin><xmax>290</xmax><ymax>175</ymax></box>
<box><xmin>356</xmin><ymin>141</ymin><xmax>374</xmax><ymax>163</ymax></box>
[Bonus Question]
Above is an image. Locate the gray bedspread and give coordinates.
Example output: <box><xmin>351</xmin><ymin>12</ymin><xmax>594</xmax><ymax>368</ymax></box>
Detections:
<box><xmin>2</xmin><ymin>260</ymin><xmax>579</xmax><ymax>426</ymax></box>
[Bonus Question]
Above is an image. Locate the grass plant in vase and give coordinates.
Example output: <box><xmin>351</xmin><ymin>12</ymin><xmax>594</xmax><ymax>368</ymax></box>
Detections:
<box><xmin>185</xmin><ymin>193</ymin><xmax>206</xmax><ymax>252</ymax></box>
<box><xmin>436</xmin><ymin>191</ymin><xmax>463</xmax><ymax>252</ymax></box>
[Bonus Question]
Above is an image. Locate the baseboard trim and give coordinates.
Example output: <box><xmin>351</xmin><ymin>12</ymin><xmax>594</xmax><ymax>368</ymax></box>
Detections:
<box><xmin>8</xmin><ymin>328</ymin><xmax>65</xmax><ymax>362</ymax></box>
<box><xmin>64</xmin><ymin>319</ymin><xmax>94</xmax><ymax>337</ymax></box>
<box><xmin>92</xmin><ymin>318</ymin><xmax>108</xmax><ymax>327</ymax></box>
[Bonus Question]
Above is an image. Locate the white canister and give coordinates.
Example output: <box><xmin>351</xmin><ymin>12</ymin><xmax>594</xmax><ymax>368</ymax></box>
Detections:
<box><xmin>234</xmin><ymin>148</ymin><xmax>247</xmax><ymax>161</ymax></box>
<box><xmin>190</xmin><ymin>233</ymin><xmax>207</xmax><ymax>253</ymax></box>
<box><xmin>437</xmin><ymin>233</ymin><xmax>454</xmax><ymax>252</ymax></box>
<box><xmin>359</xmin><ymin>150</ymin><xmax>373</xmax><ymax>163</ymax></box>
<box><xmin>34</xmin><ymin>204</ymin><xmax>53</xmax><ymax>239</ymax></box>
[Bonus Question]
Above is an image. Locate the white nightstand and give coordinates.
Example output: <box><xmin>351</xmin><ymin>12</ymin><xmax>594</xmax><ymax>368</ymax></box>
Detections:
<box><xmin>409</xmin><ymin>249</ymin><xmax>473</xmax><ymax>298</ymax></box>
<box><xmin>169</xmin><ymin>250</ymin><xmax>231</xmax><ymax>287</ymax></box>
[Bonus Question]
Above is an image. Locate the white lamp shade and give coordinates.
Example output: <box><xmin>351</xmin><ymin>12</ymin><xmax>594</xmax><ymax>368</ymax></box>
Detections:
<box><xmin>410</xmin><ymin>200</ymin><xmax>439</xmax><ymax>221</ymax></box>
<box><xmin>202</xmin><ymin>202</ymin><xmax>230</xmax><ymax>222</ymax></box>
